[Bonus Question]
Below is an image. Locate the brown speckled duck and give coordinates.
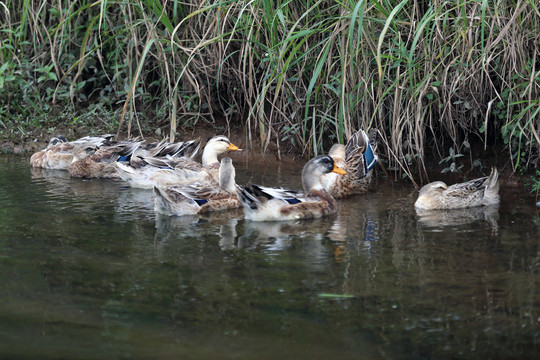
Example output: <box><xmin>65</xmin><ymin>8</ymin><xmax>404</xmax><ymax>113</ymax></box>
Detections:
<box><xmin>321</xmin><ymin>129</ymin><xmax>378</xmax><ymax>198</ymax></box>
<box><xmin>68</xmin><ymin>140</ymin><xmax>142</xmax><ymax>178</ymax></box>
<box><xmin>30</xmin><ymin>135</ymin><xmax>113</xmax><ymax>170</ymax></box>
<box><xmin>237</xmin><ymin>155</ymin><xmax>346</xmax><ymax>221</ymax></box>
<box><xmin>153</xmin><ymin>157</ymin><xmax>241</xmax><ymax>216</ymax></box>
<box><xmin>414</xmin><ymin>167</ymin><xmax>500</xmax><ymax>210</ymax></box>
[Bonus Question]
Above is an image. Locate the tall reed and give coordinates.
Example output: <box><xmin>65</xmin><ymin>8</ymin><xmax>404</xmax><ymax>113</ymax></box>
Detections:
<box><xmin>0</xmin><ymin>0</ymin><xmax>538</xmax><ymax>181</ymax></box>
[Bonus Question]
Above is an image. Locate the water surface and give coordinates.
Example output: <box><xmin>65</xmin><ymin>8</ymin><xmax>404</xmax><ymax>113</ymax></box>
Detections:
<box><xmin>0</xmin><ymin>155</ymin><xmax>539</xmax><ymax>359</ymax></box>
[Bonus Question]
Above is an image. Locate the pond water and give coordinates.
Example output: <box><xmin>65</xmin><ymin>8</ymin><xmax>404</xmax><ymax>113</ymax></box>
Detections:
<box><xmin>0</xmin><ymin>154</ymin><xmax>539</xmax><ymax>359</ymax></box>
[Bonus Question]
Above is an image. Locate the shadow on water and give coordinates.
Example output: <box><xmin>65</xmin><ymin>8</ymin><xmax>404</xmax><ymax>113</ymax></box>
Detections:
<box><xmin>0</xmin><ymin>155</ymin><xmax>539</xmax><ymax>359</ymax></box>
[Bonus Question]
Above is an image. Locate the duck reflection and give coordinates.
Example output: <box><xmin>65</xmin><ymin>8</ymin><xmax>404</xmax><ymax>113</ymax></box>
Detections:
<box><xmin>324</xmin><ymin>195</ymin><xmax>383</xmax><ymax>262</ymax></box>
<box><xmin>237</xmin><ymin>217</ymin><xmax>334</xmax><ymax>260</ymax></box>
<box><xmin>113</xmin><ymin>187</ymin><xmax>155</xmax><ymax>219</ymax></box>
<box><xmin>416</xmin><ymin>205</ymin><xmax>499</xmax><ymax>232</ymax></box>
<box><xmin>154</xmin><ymin>209</ymin><xmax>243</xmax><ymax>250</ymax></box>
<box><xmin>30</xmin><ymin>167</ymin><xmax>124</xmax><ymax>205</ymax></box>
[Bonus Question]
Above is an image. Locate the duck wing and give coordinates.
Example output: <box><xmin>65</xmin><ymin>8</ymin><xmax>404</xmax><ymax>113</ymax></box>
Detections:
<box><xmin>345</xmin><ymin>129</ymin><xmax>377</xmax><ymax>179</ymax></box>
<box><xmin>237</xmin><ymin>184</ymin><xmax>306</xmax><ymax>209</ymax></box>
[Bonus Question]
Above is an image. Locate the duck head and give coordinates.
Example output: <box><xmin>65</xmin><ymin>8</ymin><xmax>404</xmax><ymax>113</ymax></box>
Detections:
<box><xmin>302</xmin><ymin>155</ymin><xmax>346</xmax><ymax>193</ymax></box>
<box><xmin>414</xmin><ymin>181</ymin><xmax>448</xmax><ymax>209</ymax></box>
<box><xmin>202</xmin><ymin>136</ymin><xmax>241</xmax><ymax>166</ymax></box>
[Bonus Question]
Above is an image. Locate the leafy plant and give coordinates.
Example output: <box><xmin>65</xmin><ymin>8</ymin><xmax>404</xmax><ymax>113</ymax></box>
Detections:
<box><xmin>440</xmin><ymin>147</ymin><xmax>464</xmax><ymax>174</ymax></box>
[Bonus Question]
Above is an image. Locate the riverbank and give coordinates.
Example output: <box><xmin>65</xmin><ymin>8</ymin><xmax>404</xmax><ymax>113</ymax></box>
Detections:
<box><xmin>1</xmin><ymin>119</ymin><xmax>536</xmax><ymax>197</ymax></box>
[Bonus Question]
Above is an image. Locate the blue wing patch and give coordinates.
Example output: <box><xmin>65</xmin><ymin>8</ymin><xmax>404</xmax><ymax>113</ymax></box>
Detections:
<box><xmin>285</xmin><ymin>198</ymin><xmax>301</xmax><ymax>205</ymax></box>
<box><xmin>363</xmin><ymin>143</ymin><xmax>377</xmax><ymax>173</ymax></box>
<box><xmin>194</xmin><ymin>199</ymin><xmax>209</xmax><ymax>206</ymax></box>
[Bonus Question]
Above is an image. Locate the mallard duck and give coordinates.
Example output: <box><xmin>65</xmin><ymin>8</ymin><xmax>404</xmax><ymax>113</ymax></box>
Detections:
<box><xmin>237</xmin><ymin>155</ymin><xmax>346</xmax><ymax>221</ymax></box>
<box><xmin>30</xmin><ymin>134</ymin><xmax>113</xmax><ymax>170</ymax></box>
<box><xmin>321</xmin><ymin>129</ymin><xmax>378</xmax><ymax>198</ymax></box>
<box><xmin>414</xmin><ymin>167</ymin><xmax>500</xmax><ymax>210</ymax></box>
<box><xmin>153</xmin><ymin>157</ymin><xmax>241</xmax><ymax>216</ymax></box>
<box><xmin>68</xmin><ymin>140</ymin><xmax>142</xmax><ymax>178</ymax></box>
<box><xmin>115</xmin><ymin>135</ymin><xmax>240</xmax><ymax>189</ymax></box>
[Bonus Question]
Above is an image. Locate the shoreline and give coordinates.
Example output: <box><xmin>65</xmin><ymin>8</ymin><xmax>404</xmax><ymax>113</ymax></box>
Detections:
<box><xmin>0</xmin><ymin>126</ymin><xmax>535</xmax><ymax>193</ymax></box>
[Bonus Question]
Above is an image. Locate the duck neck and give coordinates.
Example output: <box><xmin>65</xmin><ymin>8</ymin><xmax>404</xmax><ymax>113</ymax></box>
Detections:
<box><xmin>219</xmin><ymin>167</ymin><xmax>236</xmax><ymax>193</ymax></box>
<box><xmin>202</xmin><ymin>149</ymin><xmax>219</xmax><ymax>167</ymax></box>
<box><xmin>302</xmin><ymin>176</ymin><xmax>324</xmax><ymax>194</ymax></box>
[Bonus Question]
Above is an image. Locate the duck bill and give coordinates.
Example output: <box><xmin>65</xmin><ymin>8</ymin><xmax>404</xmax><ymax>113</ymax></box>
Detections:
<box><xmin>227</xmin><ymin>143</ymin><xmax>241</xmax><ymax>151</ymax></box>
<box><xmin>332</xmin><ymin>164</ymin><xmax>346</xmax><ymax>175</ymax></box>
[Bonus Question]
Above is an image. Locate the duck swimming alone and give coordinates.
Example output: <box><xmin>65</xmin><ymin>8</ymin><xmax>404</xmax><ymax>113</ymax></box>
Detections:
<box><xmin>321</xmin><ymin>129</ymin><xmax>378</xmax><ymax>198</ymax></box>
<box><xmin>237</xmin><ymin>155</ymin><xmax>346</xmax><ymax>221</ymax></box>
<box><xmin>153</xmin><ymin>157</ymin><xmax>241</xmax><ymax>216</ymax></box>
<box><xmin>414</xmin><ymin>167</ymin><xmax>500</xmax><ymax>210</ymax></box>
<box><xmin>115</xmin><ymin>135</ymin><xmax>241</xmax><ymax>189</ymax></box>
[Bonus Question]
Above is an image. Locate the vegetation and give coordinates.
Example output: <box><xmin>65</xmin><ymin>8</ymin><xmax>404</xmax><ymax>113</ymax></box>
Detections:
<box><xmin>0</xmin><ymin>0</ymin><xmax>539</xmax><ymax>183</ymax></box>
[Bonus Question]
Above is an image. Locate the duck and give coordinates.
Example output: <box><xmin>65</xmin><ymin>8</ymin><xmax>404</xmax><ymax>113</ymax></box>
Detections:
<box><xmin>237</xmin><ymin>155</ymin><xmax>346</xmax><ymax>221</ymax></box>
<box><xmin>414</xmin><ymin>167</ymin><xmax>500</xmax><ymax>210</ymax></box>
<box><xmin>68</xmin><ymin>140</ymin><xmax>143</xmax><ymax>178</ymax></box>
<box><xmin>153</xmin><ymin>157</ymin><xmax>241</xmax><ymax>216</ymax></box>
<box><xmin>30</xmin><ymin>134</ymin><xmax>114</xmax><ymax>170</ymax></box>
<box><xmin>320</xmin><ymin>129</ymin><xmax>378</xmax><ymax>198</ymax></box>
<box><xmin>115</xmin><ymin>135</ymin><xmax>241</xmax><ymax>189</ymax></box>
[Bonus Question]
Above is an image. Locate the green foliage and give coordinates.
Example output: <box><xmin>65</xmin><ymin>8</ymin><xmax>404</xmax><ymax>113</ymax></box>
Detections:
<box><xmin>439</xmin><ymin>147</ymin><xmax>464</xmax><ymax>174</ymax></box>
<box><xmin>526</xmin><ymin>170</ymin><xmax>540</xmax><ymax>198</ymax></box>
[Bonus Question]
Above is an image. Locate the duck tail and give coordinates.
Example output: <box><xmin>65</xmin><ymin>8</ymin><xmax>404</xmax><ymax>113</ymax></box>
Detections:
<box><xmin>483</xmin><ymin>167</ymin><xmax>500</xmax><ymax>206</ymax></box>
<box><xmin>153</xmin><ymin>186</ymin><xmax>175</xmax><ymax>214</ymax></box>
<box><xmin>177</xmin><ymin>139</ymin><xmax>201</xmax><ymax>159</ymax></box>
<box><xmin>117</xmin><ymin>141</ymin><xmax>142</xmax><ymax>162</ymax></box>
<box><xmin>236</xmin><ymin>185</ymin><xmax>262</xmax><ymax>210</ymax></box>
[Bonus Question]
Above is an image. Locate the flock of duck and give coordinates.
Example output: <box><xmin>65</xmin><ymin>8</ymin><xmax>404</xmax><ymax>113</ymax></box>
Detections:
<box><xmin>30</xmin><ymin>130</ymin><xmax>500</xmax><ymax>222</ymax></box>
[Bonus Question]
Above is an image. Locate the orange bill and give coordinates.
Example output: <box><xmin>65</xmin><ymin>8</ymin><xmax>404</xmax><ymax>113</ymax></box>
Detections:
<box><xmin>332</xmin><ymin>164</ymin><xmax>346</xmax><ymax>175</ymax></box>
<box><xmin>227</xmin><ymin>143</ymin><xmax>241</xmax><ymax>151</ymax></box>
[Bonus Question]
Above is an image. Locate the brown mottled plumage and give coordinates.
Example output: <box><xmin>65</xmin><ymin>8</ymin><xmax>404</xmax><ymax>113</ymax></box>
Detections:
<box><xmin>237</xmin><ymin>155</ymin><xmax>346</xmax><ymax>221</ymax></box>
<box><xmin>153</xmin><ymin>157</ymin><xmax>241</xmax><ymax>216</ymax></box>
<box><xmin>29</xmin><ymin>135</ymin><xmax>113</xmax><ymax>170</ymax></box>
<box><xmin>68</xmin><ymin>141</ymin><xmax>141</xmax><ymax>178</ymax></box>
<box><xmin>321</xmin><ymin>129</ymin><xmax>378</xmax><ymax>198</ymax></box>
<box><xmin>414</xmin><ymin>167</ymin><xmax>500</xmax><ymax>210</ymax></box>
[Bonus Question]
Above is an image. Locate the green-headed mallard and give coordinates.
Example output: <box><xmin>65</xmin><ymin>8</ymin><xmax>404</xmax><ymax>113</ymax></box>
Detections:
<box><xmin>414</xmin><ymin>167</ymin><xmax>500</xmax><ymax>210</ymax></box>
<box><xmin>237</xmin><ymin>155</ymin><xmax>346</xmax><ymax>221</ymax></box>
<box><xmin>153</xmin><ymin>157</ymin><xmax>241</xmax><ymax>216</ymax></box>
<box><xmin>321</xmin><ymin>129</ymin><xmax>378</xmax><ymax>198</ymax></box>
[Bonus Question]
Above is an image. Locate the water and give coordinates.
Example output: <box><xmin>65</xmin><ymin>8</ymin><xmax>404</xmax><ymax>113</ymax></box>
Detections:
<box><xmin>0</xmin><ymin>154</ymin><xmax>539</xmax><ymax>359</ymax></box>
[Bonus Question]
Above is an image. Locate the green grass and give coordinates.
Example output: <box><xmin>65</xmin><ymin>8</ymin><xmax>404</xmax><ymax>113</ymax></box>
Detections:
<box><xmin>0</xmin><ymin>0</ymin><xmax>539</xmax><ymax>182</ymax></box>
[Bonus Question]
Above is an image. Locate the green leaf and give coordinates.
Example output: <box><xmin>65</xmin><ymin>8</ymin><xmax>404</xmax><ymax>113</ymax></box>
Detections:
<box><xmin>318</xmin><ymin>293</ymin><xmax>355</xmax><ymax>299</ymax></box>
